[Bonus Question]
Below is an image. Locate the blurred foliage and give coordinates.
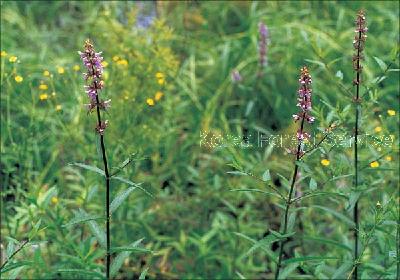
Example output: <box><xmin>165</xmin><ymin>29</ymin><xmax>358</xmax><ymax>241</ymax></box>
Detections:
<box><xmin>1</xmin><ymin>1</ymin><xmax>399</xmax><ymax>279</ymax></box>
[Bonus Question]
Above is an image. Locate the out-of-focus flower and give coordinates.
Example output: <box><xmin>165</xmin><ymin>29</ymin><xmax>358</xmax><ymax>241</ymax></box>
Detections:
<box><xmin>374</xmin><ymin>126</ymin><xmax>382</xmax><ymax>133</ymax></box>
<box><xmin>95</xmin><ymin>120</ymin><xmax>109</xmax><ymax>135</ymax></box>
<box><xmin>73</xmin><ymin>65</ymin><xmax>80</xmax><ymax>71</ymax></box>
<box><xmin>56</xmin><ymin>105</ymin><xmax>62</xmax><ymax>111</ymax></box>
<box><xmin>15</xmin><ymin>75</ymin><xmax>23</xmax><ymax>83</ymax></box>
<box><xmin>157</xmin><ymin>78</ymin><xmax>165</xmax><ymax>85</ymax></box>
<box><xmin>43</xmin><ymin>70</ymin><xmax>50</xmax><ymax>77</ymax></box>
<box><xmin>156</xmin><ymin>72</ymin><xmax>164</xmax><ymax>79</ymax></box>
<box><xmin>39</xmin><ymin>83</ymin><xmax>48</xmax><ymax>90</ymax></box>
<box><xmin>51</xmin><ymin>196</ymin><xmax>59</xmax><ymax>204</ymax></box>
<box><xmin>57</xmin><ymin>67</ymin><xmax>65</xmax><ymax>74</ymax></box>
<box><xmin>52</xmin><ymin>92</ymin><xmax>56</xmax><ymax>96</ymax></box>
<box><xmin>387</xmin><ymin>109</ymin><xmax>396</xmax><ymax>116</ymax></box>
<box><xmin>1</xmin><ymin>50</ymin><xmax>7</xmax><ymax>57</ymax></box>
<box><xmin>385</xmin><ymin>156</ymin><xmax>392</xmax><ymax>161</ymax></box>
<box><xmin>155</xmin><ymin>91</ymin><xmax>163</xmax><ymax>101</ymax></box>
<box><xmin>136</xmin><ymin>2</ymin><xmax>156</xmax><ymax>29</ymax></box>
<box><xmin>146</xmin><ymin>98</ymin><xmax>155</xmax><ymax>106</ymax></box>
<box><xmin>9</xmin><ymin>56</ymin><xmax>17</xmax><ymax>63</ymax></box>
<box><xmin>231</xmin><ymin>69</ymin><xmax>242</xmax><ymax>82</ymax></box>
<box><xmin>101</xmin><ymin>61</ymin><xmax>108</xmax><ymax>68</ymax></box>
<box><xmin>113</xmin><ymin>56</ymin><xmax>120</xmax><ymax>62</ymax></box>
<box><xmin>376</xmin><ymin>201</ymin><xmax>381</xmax><ymax>208</ymax></box>
<box><xmin>258</xmin><ymin>22</ymin><xmax>269</xmax><ymax>69</ymax></box>
<box><xmin>321</xmin><ymin>159</ymin><xmax>330</xmax><ymax>166</ymax></box>
<box><xmin>39</xmin><ymin>94</ymin><xmax>48</xmax><ymax>101</ymax></box>
<box><xmin>117</xmin><ymin>59</ymin><xmax>128</xmax><ymax>66</ymax></box>
<box><xmin>370</xmin><ymin>161</ymin><xmax>379</xmax><ymax>168</ymax></box>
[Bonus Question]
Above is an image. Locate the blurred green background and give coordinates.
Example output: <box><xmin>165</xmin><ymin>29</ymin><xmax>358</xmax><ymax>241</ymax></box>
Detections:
<box><xmin>1</xmin><ymin>1</ymin><xmax>399</xmax><ymax>279</ymax></box>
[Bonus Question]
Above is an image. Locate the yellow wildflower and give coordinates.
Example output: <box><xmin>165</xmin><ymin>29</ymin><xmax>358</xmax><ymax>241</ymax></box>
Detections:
<box><xmin>57</xmin><ymin>67</ymin><xmax>65</xmax><ymax>74</ymax></box>
<box><xmin>43</xmin><ymin>70</ymin><xmax>50</xmax><ymax>77</ymax></box>
<box><xmin>52</xmin><ymin>92</ymin><xmax>56</xmax><ymax>97</ymax></box>
<box><xmin>56</xmin><ymin>105</ymin><xmax>62</xmax><ymax>111</ymax></box>
<box><xmin>39</xmin><ymin>94</ymin><xmax>48</xmax><ymax>101</ymax></box>
<box><xmin>155</xmin><ymin>72</ymin><xmax>164</xmax><ymax>79</ymax></box>
<box><xmin>51</xmin><ymin>196</ymin><xmax>59</xmax><ymax>204</ymax></box>
<box><xmin>101</xmin><ymin>61</ymin><xmax>108</xmax><ymax>67</ymax></box>
<box><xmin>117</xmin><ymin>59</ymin><xmax>128</xmax><ymax>66</ymax></box>
<box><xmin>113</xmin><ymin>56</ymin><xmax>120</xmax><ymax>62</ymax></box>
<box><xmin>9</xmin><ymin>56</ymin><xmax>17</xmax><ymax>63</ymax></box>
<box><xmin>370</xmin><ymin>161</ymin><xmax>379</xmax><ymax>168</ymax></box>
<box><xmin>387</xmin><ymin>109</ymin><xmax>396</xmax><ymax>116</ymax></box>
<box><xmin>385</xmin><ymin>156</ymin><xmax>392</xmax><ymax>161</ymax></box>
<box><xmin>124</xmin><ymin>95</ymin><xmax>129</xmax><ymax>100</ymax></box>
<box><xmin>157</xmin><ymin>78</ymin><xmax>165</xmax><ymax>85</ymax></box>
<box><xmin>155</xmin><ymin>91</ymin><xmax>164</xmax><ymax>101</ymax></box>
<box><xmin>1</xmin><ymin>50</ymin><xmax>7</xmax><ymax>57</ymax></box>
<box><xmin>374</xmin><ymin>126</ymin><xmax>382</xmax><ymax>133</ymax></box>
<box><xmin>321</xmin><ymin>159</ymin><xmax>330</xmax><ymax>166</ymax></box>
<box><xmin>15</xmin><ymin>75</ymin><xmax>23</xmax><ymax>83</ymax></box>
<box><xmin>73</xmin><ymin>65</ymin><xmax>80</xmax><ymax>71</ymax></box>
<box><xmin>39</xmin><ymin>84</ymin><xmax>48</xmax><ymax>90</ymax></box>
<box><xmin>146</xmin><ymin>98</ymin><xmax>155</xmax><ymax>106</ymax></box>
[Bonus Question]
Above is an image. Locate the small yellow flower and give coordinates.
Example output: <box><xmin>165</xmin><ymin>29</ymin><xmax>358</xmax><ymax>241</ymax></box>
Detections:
<box><xmin>387</xmin><ymin>109</ymin><xmax>396</xmax><ymax>116</ymax></box>
<box><xmin>14</xmin><ymin>75</ymin><xmax>23</xmax><ymax>83</ymax></box>
<box><xmin>321</xmin><ymin>159</ymin><xmax>330</xmax><ymax>166</ymax></box>
<box><xmin>73</xmin><ymin>65</ymin><xmax>80</xmax><ymax>71</ymax></box>
<box><xmin>43</xmin><ymin>70</ymin><xmax>50</xmax><ymax>77</ymax></box>
<box><xmin>385</xmin><ymin>156</ymin><xmax>392</xmax><ymax>161</ymax></box>
<box><xmin>374</xmin><ymin>126</ymin><xmax>382</xmax><ymax>133</ymax></box>
<box><xmin>157</xmin><ymin>78</ymin><xmax>165</xmax><ymax>85</ymax></box>
<box><xmin>1</xmin><ymin>50</ymin><xmax>7</xmax><ymax>57</ymax></box>
<box><xmin>117</xmin><ymin>59</ymin><xmax>128</xmax><ymax>66</ymax></box>
<box><xmin>101</xmin><ymin>61</ymin><xmax>108</xmax><ymax>67</ymax></box>
<box><xmin>370</xmin><ymin>161</ymin><xmax>379</xmax><ymax>168</ymax></box>
<box><xmin>146</xmin><ymin>98</ymin><xmax>155</xmax><ymax>106</ymax></box>
<box><xmin>124</xmin><ymin>95</ymin><xmax>129</xmax><ymax>100</ymax></box>
<box><xmin>52</xmin><ymin>92</ymin><xmax>56</xmax><ymax>97</ymax></box>
<box><xmin>39</xmin><ymin>94</ymin><xmax>48</xmax><ymax>101</ymax></box>
<box><xmin>39</xmin><ymin>84</ymin><xmax>48</xmax><ymax>90</ymax></box>
<box><xmin>56</xmin><ymin>105</ymin><xmax>62</xmax><ymax>111</ymax></box>
<box><xmin>155</xmin><ymin>72</ymin><xmax>164</xmax><ymax>79</ymax></box>
<box><xmin>155</xmin><ymin>91</ymin><xmax>164</xmax><ymax>101</ymax></box>
<box><xmin>113</xmin><ymin>56</ymin><xmax>120</xmax><ymax>62</ymax></box>
<box><xmin>57</xmin><ymin>67</ymin><xmax>65</xmax><ymax>74</ymax></box>
<box><xmin>9</xmin><ymin>56</ymin><xmax>17</xmax><ymax>63</ymax></box>
<box><xmin>51</xmin><ymin>196</ymin><xmax>59</xmax><ymax>204</ymax></box>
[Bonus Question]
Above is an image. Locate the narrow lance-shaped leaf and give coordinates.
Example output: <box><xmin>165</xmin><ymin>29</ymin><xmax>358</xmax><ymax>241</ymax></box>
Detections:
<box><xmin>110</xmin><ymin>187</ymin><xmax>137</xmax><ymax>214</ymax></box>
<box><xmin>69</xmin><ymin>163</ymin><xmax>105</xmax><ymax>177</ymax></box>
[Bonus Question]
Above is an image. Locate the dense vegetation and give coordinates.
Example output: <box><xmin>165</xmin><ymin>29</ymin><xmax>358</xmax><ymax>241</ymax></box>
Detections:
<box><xmin>1</xmin><ymin>1</ymin><xmax>399</xmax><ymax>279</ymax></box>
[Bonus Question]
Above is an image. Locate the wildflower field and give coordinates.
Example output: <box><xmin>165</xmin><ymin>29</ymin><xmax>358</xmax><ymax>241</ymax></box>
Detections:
<box><xmin>1</xmin><ymin>1</ymin><xmax>399</xmax><ymax>279</ymax></box>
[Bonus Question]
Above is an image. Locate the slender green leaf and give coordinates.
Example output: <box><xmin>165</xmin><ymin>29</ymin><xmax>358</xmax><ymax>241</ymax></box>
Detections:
<box><xmin>69</xmin><ymin>162</ymin><xmax>105</xmax><ymax>177</ymax></box>
<box><xmin>227</xmin><ymin>171</ymin><xmax>248</xmax><ymax>176</ymax></box>
<box><xmin>62</xmin><ymin>214</ymin><xmax>102</xmax><ymax>227</ymax></box>
<box><xmin>373</xmin><ymin>56</ymin><xmax>387</xmax><ymax>71</ymax></box>
<box><xmin>229</xmin><ymin>189</ymin><xmax>282</xmax><ymax>199</ymax></box>
<box><xmin>262</xmin><ymin>170</ymin><xmax>271</xmax><ymax>182</ymax></box>
<box><xmin>282</xmin><ymin>256</ymin><xmax>338</xmax><ymax>264</ymax></box>
<box><xmin>110</xmin><ymin>187</ymin><xmax>137</xmax><ymax>214</ymax></box>
<box><xmin>310</xmin><ymin>205</ymin><xmax>355</xmax><ymax>226</ymax></box>
<box><xmin>57</xmin><ymin>268</ymin><xmax>105</xmax><ymax>279</ymax></box>
<box><xmin>111</xmin><ymin>176</ymin><xmax>152</xmax><ymax>197</ymax></box>
<box><xmin>1</xmin><ymin>261</ymin><xmax>34</xmax><ymax>274</ymax></box>
<box><xmin>110</xmin><ymin>239</ymin><xmax>144</xmax><ymax>277</ymax></box>
<box><xmin>303</xmin><ymin>236</ymin><xmax>352</xmax><ymax>251</ymax></box>
<box><xmin>139</xmin><ymin>267</ymin><xmax>149</xmax><ymax>280</ymax></box>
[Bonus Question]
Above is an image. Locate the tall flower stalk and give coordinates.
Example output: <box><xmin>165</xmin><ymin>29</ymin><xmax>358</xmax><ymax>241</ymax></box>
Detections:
<box><xmin>79</xmin><ymin>39</ymin><xmax>111</xmax><ymax>279</ymax></box>
<box><xmin>352</xmin><ymin>10</ymin><xmax>367</xmax><ymax>280</ymax></box>
<box><xmin>275</xmin><ymin>66</ymin><xmax>314</xmax><ymax>280</ymax></box>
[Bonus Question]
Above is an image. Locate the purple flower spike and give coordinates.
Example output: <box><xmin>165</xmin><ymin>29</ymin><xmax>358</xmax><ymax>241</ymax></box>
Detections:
<box><xmin>293</xmin><ymin>67</ymin><xmax>314</xmax><ymax>142</ymax></box>
<box><xmin>258</xmin><ymin>22</ymin><xmax>269</xmax><ymax>69</ymax></box>
<box><xmin>79</xmin><ymin>39</ymin><xmax>110</xmax><ymax>133</ymax></box>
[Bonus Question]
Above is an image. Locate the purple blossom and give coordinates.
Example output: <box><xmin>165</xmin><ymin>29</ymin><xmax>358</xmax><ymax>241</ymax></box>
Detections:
<box><xmin>258</xmin><ymin>22</ymin><xmax>269</xmax><ymax>69</ymax></box>
<box><xmin>231</xmin><ymin>69</ymin><xmax>242</xmax><ymax>82</ymax></box>
<box><xmin>352</xmin><ymin>10</ymin><xmax>367</xmax><ymax>87</ymax></box>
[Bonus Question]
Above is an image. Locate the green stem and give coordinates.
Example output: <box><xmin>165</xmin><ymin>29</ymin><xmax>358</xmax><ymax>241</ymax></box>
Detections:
<box><xmin>274</xmin><ymin>114</ymin><xmax>305</xmax><ymax>280</ymax></box>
